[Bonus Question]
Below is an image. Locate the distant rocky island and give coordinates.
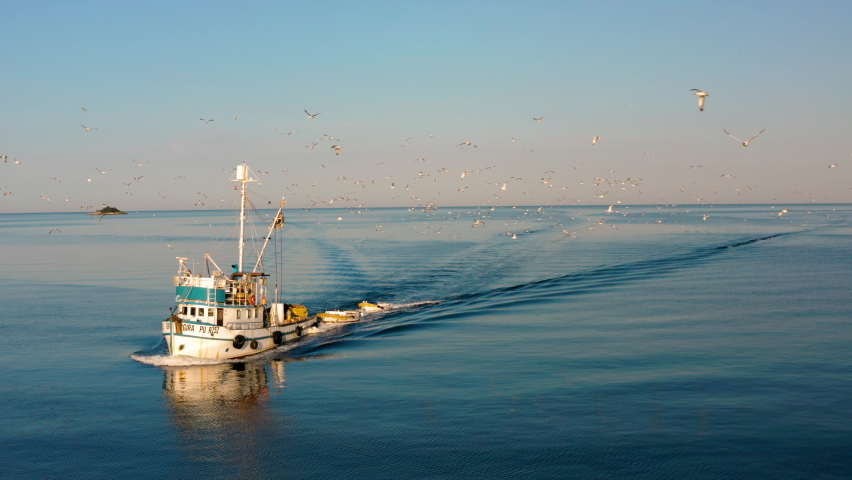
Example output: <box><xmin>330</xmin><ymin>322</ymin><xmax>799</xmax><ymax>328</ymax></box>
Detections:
<box><xmin>88</xmin><ymin>206</ymin><xmax>127</xmax><ymax>215</ymax></box>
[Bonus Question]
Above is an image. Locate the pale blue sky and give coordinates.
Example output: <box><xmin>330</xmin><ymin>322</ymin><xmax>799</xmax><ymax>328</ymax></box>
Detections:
<box><xmin>2</xmin><ymin>1</ymin><xmax>850</xmax><ymax>212</ymax></box>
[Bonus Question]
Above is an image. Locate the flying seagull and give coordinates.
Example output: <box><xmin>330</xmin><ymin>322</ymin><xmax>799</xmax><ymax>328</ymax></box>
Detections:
<box><xmin>304</xmin><ymin>110</ymin><xmax>320</xmax><ymax>119</ymax></box>
<box><xmin>81</xmin><ymin>125</ymin><xmax>98</xmax><ymax>131</ymax></box>
<box><xmin>199</xmin><ymin>118</ymin><xmax>214</xmax><ymax>124</ymax></box>
<box><xmin>723</xmin><ymin>128</ymin><xmax>766</xmax><ymax>147</ymax></box>
<box><xmin>690</xmin><ymin>89</ymin><xmax>709</xmax><ymax>111</ymax></box>
<box><xmin>592</xmin><ymin>136</ymin><xmax>602</xmax><ymax>145</ymax></box>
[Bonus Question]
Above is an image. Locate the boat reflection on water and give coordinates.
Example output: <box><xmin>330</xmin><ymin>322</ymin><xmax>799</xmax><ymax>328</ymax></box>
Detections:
<box><xmin>162</xmin><ymin>359</ymin><xmax>290</xmax><ymax>469</ymax></box>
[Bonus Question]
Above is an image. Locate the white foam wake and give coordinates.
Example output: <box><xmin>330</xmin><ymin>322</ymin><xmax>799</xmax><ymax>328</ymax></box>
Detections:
<box><xmin>359</xmin><ymin>300</ymin><xmax>442</xmax><ymax>319</ymax></box>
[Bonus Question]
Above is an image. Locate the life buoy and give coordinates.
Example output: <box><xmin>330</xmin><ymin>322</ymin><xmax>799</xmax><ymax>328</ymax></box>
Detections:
<box><xmin>249</xmin><ymin>295</ymin><xmax>256</xmax><ymax>304</ymax></box>
<box><xmin>250</xmin><ymin>339</ymin><xmax>259</xmax><ymax>349</ymax></box>
<box><xmin>232</xmin><ymin>335</ymin><xmax>246</xmax><ymax>349</ymax></box>
<box><xmin>295</xmin><ymin>326</ymin><xmax>303</xmax><ymax>337</ymax></box>
<box><xmin>272</xmin><ymin>331</ymin><xmax>283</xmax><ymax>345</ymax></box>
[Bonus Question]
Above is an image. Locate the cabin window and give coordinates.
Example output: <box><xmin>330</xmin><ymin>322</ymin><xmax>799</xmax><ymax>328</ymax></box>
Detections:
<box><xmin>181</xmin><ymin>306</ymin><xmax>187</xmax><ymax>314</ymax></box>
<box><xmin>198</xmin><ymin>307</ymin><xmax>205</xmax><ymax>317</ymax></box>
<box><xmin>208</xmin><ymin>308</ymin><xmax>214</xmax><ymax>317</ymax></box>
<box><xmin>236</xmin><ymin>310</ymin><xmax>241</xmax><ymax>320</ymax></box>
<box><xmin>248</xmin><ymin>309</ymin><xmax>253</xmax><ymax>319</ymax></box>
<box><xmin>191</xmin><ymin>307</ymin><xmax>196</xmax><ymax>316</ymax></box>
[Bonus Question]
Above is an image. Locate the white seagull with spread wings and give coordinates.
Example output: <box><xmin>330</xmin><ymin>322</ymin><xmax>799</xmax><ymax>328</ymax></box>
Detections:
<box><xmin>723</xmin><ymin>128</ymin><xmax>766</xmax><ymax>147</ymax></box>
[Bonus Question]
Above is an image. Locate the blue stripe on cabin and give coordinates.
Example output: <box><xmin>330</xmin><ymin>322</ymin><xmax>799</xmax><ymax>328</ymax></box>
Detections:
<box><xmin>176</xmin><ymin>286</ymin><xmax>225</xmax><ymax>302</ymax></box>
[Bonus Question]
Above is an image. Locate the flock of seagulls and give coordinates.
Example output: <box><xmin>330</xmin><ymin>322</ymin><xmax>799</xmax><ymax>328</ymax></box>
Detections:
<box><xmin>3</xmin><ymin>91</ymin><xmax>845</xmax><ymax>237</ymax></box>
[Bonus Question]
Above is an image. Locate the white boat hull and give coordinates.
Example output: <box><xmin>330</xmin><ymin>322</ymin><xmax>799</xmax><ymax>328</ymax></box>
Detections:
<box><xmin>162</xmin><ymin>317</ymin><xmax>319</xmax><ymax>360</ymax></box>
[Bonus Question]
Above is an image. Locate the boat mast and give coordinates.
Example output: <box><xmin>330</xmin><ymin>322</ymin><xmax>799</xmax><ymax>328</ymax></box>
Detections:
<box><xmin>233</xmin><ymin>162</ymin><xmax>256</xmax><ymax>272</ymax></box>
<box><xmin>238</xmin><ymin>169</ymin><xmax>247</xmax><ymax>272</ymax></box>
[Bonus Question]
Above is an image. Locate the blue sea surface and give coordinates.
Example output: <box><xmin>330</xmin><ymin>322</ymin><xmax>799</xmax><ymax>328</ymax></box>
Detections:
<box><xmin>0</xmin><ymin>204</ymin><xmax>850</xmax><ymax>479</ymax></box>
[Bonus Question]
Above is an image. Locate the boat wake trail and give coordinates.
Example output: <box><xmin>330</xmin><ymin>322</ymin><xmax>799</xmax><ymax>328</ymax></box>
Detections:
<box><xmin>345</xmin><ymin>232</ymin><xmax>796</xmax><ymax>342</ymax></box>
<box><xmin>447</xmin><ymin>232</ymin><xmax>793</xmax><ymax>309</ymax></box>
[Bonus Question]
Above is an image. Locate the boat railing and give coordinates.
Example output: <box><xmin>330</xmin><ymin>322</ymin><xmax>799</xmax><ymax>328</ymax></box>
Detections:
<box><xmin>226</xmin><ymin>322</ymin><xmax>263</xmax><ymax>331</ymax></box>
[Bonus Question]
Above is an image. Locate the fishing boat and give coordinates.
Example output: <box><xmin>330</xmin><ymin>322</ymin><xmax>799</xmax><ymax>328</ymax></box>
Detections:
<box><xmin>161</xmin><ymin>163</ymin><xmax>318</xmax><ymax>359</ymax></box>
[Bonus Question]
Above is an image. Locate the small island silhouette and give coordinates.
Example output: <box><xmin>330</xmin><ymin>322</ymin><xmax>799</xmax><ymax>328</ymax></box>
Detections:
<box><xmin>88</xmin><ymin>205</ymin><xmax>127</xmax><ymax>216</ymax></box>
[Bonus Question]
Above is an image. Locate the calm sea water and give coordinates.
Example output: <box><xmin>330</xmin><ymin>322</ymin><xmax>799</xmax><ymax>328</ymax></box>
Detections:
<box><xmin>1</xmin><ymin>204</ymin><xmax>850</xmax><ymax>479</ymax></box>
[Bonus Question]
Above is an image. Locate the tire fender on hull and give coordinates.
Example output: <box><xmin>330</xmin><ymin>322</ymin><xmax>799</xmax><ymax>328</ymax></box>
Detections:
<box><xmin>232</xmin><ymin>335</ymin><xmax>246</xmax><ymax>349</ymax></box>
